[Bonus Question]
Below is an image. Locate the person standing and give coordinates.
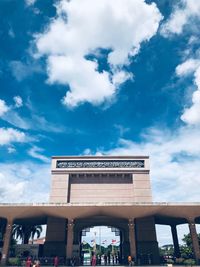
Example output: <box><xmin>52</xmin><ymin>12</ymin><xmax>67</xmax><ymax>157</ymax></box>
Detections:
<box><xmin>128</xmin><ymin>255</ymin><xmax>132</xmax><ymax>266</ymax></box>
<box><xmin>54</xmin><ymin>256</ymin><xmax>59</xmax><ymax>267</ymax></box>
<box><xmin>91</xmin><ymin>253</ymin><xmax>96</xmax><ymax>266</ymax></box>
<box><xmin>26</xmin><ymin>257</ymin><xmax>32</xmax><ymax>267</ymax></box>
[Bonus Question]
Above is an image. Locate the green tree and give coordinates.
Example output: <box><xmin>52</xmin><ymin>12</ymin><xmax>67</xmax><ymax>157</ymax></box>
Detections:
<box><xmin>179</xmin><ymin>233</ymin><xmax>200</xmax><ymax>259</ymax></box>
<box><xmin>159</xmin><ymin>244</ymin><xmax>174</xmax><ymax>257</ymax></box>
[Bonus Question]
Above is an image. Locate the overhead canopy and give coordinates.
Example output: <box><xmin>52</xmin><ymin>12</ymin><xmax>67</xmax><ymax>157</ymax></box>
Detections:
<box><xmin>1</xmin><ymin>202</ymin><xmax>200</xmax><ymax>225</ymax></box>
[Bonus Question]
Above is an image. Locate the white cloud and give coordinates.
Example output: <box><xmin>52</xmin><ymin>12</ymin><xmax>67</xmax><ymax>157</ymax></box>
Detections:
<box><xmin>112</xmin><ymin>71</ymin><xmax>133</xmax><ymax>87</ymax></box>
<box><xmin>25</xmin><ymin>0</ymin><xmax>36</xmax><ymax>6</ymax></box>
<box><xmin>162</xmin><ymin>1</ymin><xmax>200</xmax><ymax>127</ymax></box>
<box><xmin>35</xmin><ymin>0</ymin><xmax>162</xmax><ymax>107</ymax></box>
<box><xmin>93</xmin><ymin>125</ymin><xmax>200</xmax><ymax>202</ymax></box>
<box><xmin>9</xmin><ymin>60</ymin><xmax>42</xmax><ymax>81</ymax></box>
<box><xmin>181</xmin><ymin>89</ymin><xmax>200</xmax><ymax>125</ymax></box>
<box><xmin>48</xmin><ymin>55</ymin><xmax>115</xmax><ymax>107</ymax></box>
<box><xmin>176</xmin><ymin>59</ymin><xmax>200</xmax><ymax>76</ymax></box>
<box><xmin>2</xmin><ymin>108</ymin><xmax>65</xmax><ymax>133</ymax></box>
<box><xmin>0</xmin><ymin>99</ymin><xmax>9</xmax><ymax>117</ymax></box>
<box><xmin>13</xmin><ymin>96</ymin><xmax>23</xmax><ymax>108</ymax></box>
<box><xmin>0</xmin><ymin>162</ymin><xmax>50</xmax><ymax>203</ymax></box>
<box><xmin>0</xmin><ymin>127</ymin><xmax>29</xmax><ymax>146</ymax></box>
<box><xmin>8</xmin><ymin>27</ymin><xmax>15</xmax><ymax>38</ymax></box>
<box><xmin>7</xmin><ymin>146</ymin><xmax>16</xmax><ymax>154</ymax></box>
<box><xmin>161</xmin><ymin>0</ymin><xmax>200</xmax><ymax>36</ymax></box>
<box><xmin>0</xmin><ymin>98</ymin><xmax>64</xmax><ymax>133</ymax></box>
<box><xmin>28</xmin><ymin>146</ymin><xmax>50</xmax><ymax>163</ymax></box>
<box><xmin>176</xmin><ymin>60</ymin><xmax>200</xmax><ymax>125</ymax></box>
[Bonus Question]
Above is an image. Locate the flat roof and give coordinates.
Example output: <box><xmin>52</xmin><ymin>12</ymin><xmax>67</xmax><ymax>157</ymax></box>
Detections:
<box><xmin>0</xmin><ymin>202</ymin><xmax>200</xmax><ymax>225</ymax></box>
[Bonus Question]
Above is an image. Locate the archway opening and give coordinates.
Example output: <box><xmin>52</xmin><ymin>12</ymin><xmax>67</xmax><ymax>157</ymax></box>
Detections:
<box><xmin>81</xmin><ymin>226</ymin><xmax>121</xmax><ymax>265</ymax></box>
<box><xmin>155</xmin><ymin>224</ymin><xmax>173</xmax><ymax>264</ymax></box>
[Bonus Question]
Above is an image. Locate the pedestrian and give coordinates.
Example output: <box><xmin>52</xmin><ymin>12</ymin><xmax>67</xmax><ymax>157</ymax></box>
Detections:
<box><xmin>54</xmin><ymin>256</ymin><xmax>59</xmax><ymax>267</ymax></box>
<box><xmin>91</xmin><ymin>254</ymin><xmax>96</xmax><ymax>266</ymax></box>
<box><xmin>128</xmin><ymin>255</ymin><xmax>132</xmax><ymax>266</ymax></box>
<box><xmin>26</xmin><ymin>257</ymin><xmax>32</xmax><ymax>267</ymax></box>
<box><xmin>104</xmin><ymin>254</ymin><xmax>107</xmax><ymax>265</ymax></box>
<box><xmin>35</xmin><ymin>259</ymin><xmax>40</xmax><ymax>267</ymax></box>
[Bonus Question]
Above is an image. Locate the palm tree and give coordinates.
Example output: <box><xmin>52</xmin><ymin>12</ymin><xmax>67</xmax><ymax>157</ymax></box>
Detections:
<box><xmin>12</xmin><ymin>224</ymin><xmax>43</xmax><ymax>244</ymax></box>
<box><xmin>29</xmin><ymin>225</ymin><xmax>43</xmax><ymax>244</ymax></box>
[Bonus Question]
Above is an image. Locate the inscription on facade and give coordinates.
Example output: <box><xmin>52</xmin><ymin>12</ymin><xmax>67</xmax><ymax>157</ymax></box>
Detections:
<box><xmin>56</xmin><ymin>160</ymin><xmax>144</xmax><ymax>168</ymax></box>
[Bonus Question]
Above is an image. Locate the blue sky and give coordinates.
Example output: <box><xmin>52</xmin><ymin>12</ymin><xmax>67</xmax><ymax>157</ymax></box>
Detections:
<box><xmin>1</xmin><ymin>0</ymin><xmax>200</xmax><ymax>205</ymax></box>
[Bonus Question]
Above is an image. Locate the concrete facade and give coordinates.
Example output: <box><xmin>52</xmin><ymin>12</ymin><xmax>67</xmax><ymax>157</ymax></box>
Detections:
<box><xmin>50</xmin><ymin>156</ymin><xmax>152</xmax><ymax>203</ymax></box>
<box><xmin>0</xmin><ymin>156</ymin><xmax>200</xmax><ymax>265</ymax></box>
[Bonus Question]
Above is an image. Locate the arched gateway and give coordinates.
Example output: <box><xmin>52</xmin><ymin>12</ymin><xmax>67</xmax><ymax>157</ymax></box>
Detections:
<box><xmin>47</xmin><ymin>156</ymin><xmax>157</xmax><ymax>264</ymax></box>
<box><xmin>1</xmin><ymin>156</ymin><xmax>200</xmax><ymax>265</ymax></box>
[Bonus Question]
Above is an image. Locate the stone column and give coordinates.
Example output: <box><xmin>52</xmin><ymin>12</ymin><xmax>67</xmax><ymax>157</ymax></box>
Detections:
<box><xmin>188</xmin><ymin>219</ymin><xmax>200</xmax><ymax>264</ymax></box>
<box><xmin>66</xmin><ymin>219</ymin><xmax>74</xmax><ymax>261</ymax></box>
<box><xmin>1</xmin><ymin>219</ymin><xmax>13</xmax><ymax>266</ymax></box>
<box><xmin>128</xmin><ymin>219</ymin><xmax>136</xmax><ymax>259</ymax></box>
<box><xmin>170</xmin><ymin>224</ymin><xmax>181</xmax><ymax>258</ymax></box>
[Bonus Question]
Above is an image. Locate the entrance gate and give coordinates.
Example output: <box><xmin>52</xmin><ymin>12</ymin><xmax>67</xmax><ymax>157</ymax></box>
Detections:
<box><xmin>43</xmin><ymin>156</ymin><xmax>160</xmax><ymax>264</ymax></box>
<box><xmin>80</xmin><ymin>225</ymin><xmax>121</xmax><ymax>265</ymax></box>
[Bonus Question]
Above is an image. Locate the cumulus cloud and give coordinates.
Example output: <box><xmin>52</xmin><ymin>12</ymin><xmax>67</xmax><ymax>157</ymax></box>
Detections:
<box><xmin>176</xmin><ymin>59</ymin><xmax>200</xmax><ymax>76</ymax></box>
<box><xmin>35</xmin><ymin>0</ymin><xmax>162</xmax><ymax>107</ymax></box>
<box><xmin>0</xmin><ymin>162</ymin><xmax>50</xmax><ymax>203</ymax></box>
<box><xmin>0</xmin><ymin>99</ymin><xmax>9</xmax><ymax>116</ymax></box>
<box><xmin>13</xmin><ymin>96</ymin><xmax>23</xmax><ymax>108</ymax></box>
<box><xmin>161</xmin><ymin>0</ymin><xmax>200</xmax><ymax>36</ymax></box>
<box><xmin>0</xmin><ymin>127</ymin><xmax>29</xmax><ymax>146</ymax></box>
<box><xmin>160</xmin><ymin>1</ymin><xmax>200</xmax><ymax>126</ymax></box>
<box><xmin>176</xmin><ymin>60</ymin><xmax>200</xmax><ymax>125</ymax></box>
<box><xmin>93</xmin><ymin>126</ymin><xmax>200</xmax><ymax>202</ymax></box>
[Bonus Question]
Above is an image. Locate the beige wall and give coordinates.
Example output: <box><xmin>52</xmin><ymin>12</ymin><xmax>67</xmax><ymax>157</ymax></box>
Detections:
<box><xmin>133</xmin><ymin>173</ymin><xmax>152</xmax><ymax>202</ymax></box>
<box><xmin>50</xmin><ymin>174</ymin><xmax>69</xmax><ymax>203</ymax></box>
<box><xmin>50</xmin><ymin>156</ymin><xmax>152</xmax><ymax>203</ymax></box>
<box><xmin>69</xmin><ymin>174</ymin><xmax>134</xmax><ymax>203</ymax></box>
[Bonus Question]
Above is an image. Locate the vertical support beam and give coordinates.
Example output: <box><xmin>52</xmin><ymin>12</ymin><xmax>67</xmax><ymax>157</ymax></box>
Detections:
<box><xmin>170</xmin><ymin>224</ymin><xmax>181</xmax><ymax>258</ymax></box>
<box><xmin>66</xmin><ymin>219</ymin><xmax>74</xmax><ymax>261</ymax></box>
<box><xmin>188</xmin><ymin>219</ymin><xmax>200</xmax><ymax>264</ymax></box>
<box><xmin>1</xmin><ymin>219</ymin><xmax>13</xmax><ymax>266</ymax></box>
<box><xmin>119</xmin><ymin>230</ymin><xmax>123</xmax><ymax>264</ymax></box>
<box><xmin>128</xmin><ymin>219</ymin><xmax>136</xmax><ymax>259</ymax></box>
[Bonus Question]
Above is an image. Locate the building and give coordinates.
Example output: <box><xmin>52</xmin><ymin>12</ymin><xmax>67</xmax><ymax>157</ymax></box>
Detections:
<box><xmin>0</xmin><ymin>156</ymin><xmax>200</xmax><ymax>265</ymax></box>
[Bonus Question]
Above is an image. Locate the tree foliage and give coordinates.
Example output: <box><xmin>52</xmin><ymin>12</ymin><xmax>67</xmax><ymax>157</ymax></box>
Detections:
<box><xmin>179</xmin><ymin>233</ymin><xmax>200</xmax><ymax>259</ymax></box>
<box><xmin>12</xmin><ymin>224</ymin><xmax>42</xmax><ymax>244</ymax></box>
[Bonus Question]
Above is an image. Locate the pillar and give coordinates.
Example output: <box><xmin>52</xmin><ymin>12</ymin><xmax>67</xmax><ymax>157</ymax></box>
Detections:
<box><xmin>66</xmin><ymin>219</ymin><xmax>74</xmax><ymax>261</ymax></box>
<box><xmin>170</xmin><ymin>224</ymin><xmax>181</xmax><ymax>258</ymax></box>
<box><xmin>188</xmin><ymin>219</ymin><xmax>200</xmax><ymax>264</ymax></box>
<box><xmin>1</xmin><ymin>219</ymin><xmax>13</xmax><ymax>266</ymax></box>
<box><xmin>128</xmin><ymin>219</ymin><xmax>136</xmax><ymax>259</ymax></box>
<box><xmin>119</xmin><ymin>230</ymin><xmax>123</xmax><ymax>264</ymax></box>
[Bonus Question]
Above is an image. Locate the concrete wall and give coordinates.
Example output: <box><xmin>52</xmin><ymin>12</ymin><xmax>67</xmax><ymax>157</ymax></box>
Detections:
<box><xmin>50</xmin><ymin>156</ymin><xmax>152</xmax><ymax>203</ymax></box>
<box><xmin>133</xmin><ymin>174</ymin><xmax>152</xmax><ymax>202</ymax></box>
<box><xmin>43</xmin><ymin>217</ymin><xmax>66</xmax><ymax>257</ymax></box>
<box><xmin>69</xmin><ymin>174</ymin><xmax>134</xmax><ymax>203</ymax></box>
<box><xmin>50</xmin><ymin>174</ymin><xmax>69</xmax><ymax>203</ymax></box>
<box><xmin>50</xmin><ymin>172</ymin><xmax>152</xmax><ymax>203</ymax></box>
<box><xmin>136</xmin><ymin>216</ymin><xmax>160</xmax><ymax>264</ymax></box>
